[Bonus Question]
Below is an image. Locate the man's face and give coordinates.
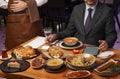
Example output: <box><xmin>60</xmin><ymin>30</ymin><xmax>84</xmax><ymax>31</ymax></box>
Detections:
<box><xmin>84</xmin><ymin>0</ymin><xmax>97</xmax><ymax>6</ymax></box>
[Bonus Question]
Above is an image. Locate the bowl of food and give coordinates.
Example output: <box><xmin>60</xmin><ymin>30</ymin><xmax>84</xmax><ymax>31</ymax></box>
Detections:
<box><xmin>46</xmin><ymin>58</ymin><xmax>64</xmax><ymax>69</ymax></box>
<box><xmin>66</xmin><ymin>70</ymin><xmax>91</xmax><ymax>79</ymax></box>
<box><xmin>66</xmin><ymin>54</ymin><xmax>95</xmax><ymax>69</ymax></box>
<box><xmin>63</xmin><ymin>37</ymin><xmax>78</xmax><ymax>46</ymax></box>
<box><xmin>31</xmin><ymin>58</ymin><xmax>45</xmax><ymax>68</ymax></box>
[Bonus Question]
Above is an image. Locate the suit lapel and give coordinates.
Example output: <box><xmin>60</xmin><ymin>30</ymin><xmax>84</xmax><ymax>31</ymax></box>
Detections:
<box><xmin>78</xmin><ymin>4</ymin><xmax>86</xmax><ymax>35</ymax></box>
<box><xmin>87</xmin><ymin>2</ymin><xmax>102</xmax><ymax>34</ymax></box>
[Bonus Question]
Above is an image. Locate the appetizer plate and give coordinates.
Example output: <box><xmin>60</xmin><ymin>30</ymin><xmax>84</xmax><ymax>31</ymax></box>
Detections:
<box><xmin>97</xmin><ymin>51</ymin><xmax>115</xmax><ymax>59</ymax></box>
<box><xmin>0</xmin><ymin>59</ymin><xmax>30</xmax><ymax>73</ymax></box>
<box><xmin>65</xmin><ymin>70</ymin><xmax>91</xmax><ymax>79</ymax></box>
<box><xmin>41</xmin><ymin>46</ymin><xmax>66</xmax><ymax>59</ymax></box>
<box><xmin>44</xmin><ymin>64</ymin><xmax>66</xmax><ymax>73</ymax></box>
<box><xmin>0</xmin><ymin>55</ymin><xmax>12</xmax><ymax>61</ymax></box>
<box><xmin>31</xmin><ymin>58</ymin><xmax>45</xmax><ymax>69</ymax></box>
<box><xmin>59</xmin><ymin>41</ymin><xmax>83</xmax><ymax>49</ymax></box>
<box><xmin>11</xmin><ymin>49</ymin><xmax>40</xmax><ymax>59</ymax></box>
<box><xmin>94</xmin><ymin>60</ymin><xmax>120</xmax><ymax>76</ymax></box>
<box><xmin>41</xmin><ymin>51</ymin><xmax>66</xmax><ymax>59</ymax></box>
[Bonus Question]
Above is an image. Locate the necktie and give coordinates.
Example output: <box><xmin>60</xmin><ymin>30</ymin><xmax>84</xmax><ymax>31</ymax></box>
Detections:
<box><xmin>84</xmin><ymin>8</ymin><xmax>93</xmax><ymax>33</ymax></box>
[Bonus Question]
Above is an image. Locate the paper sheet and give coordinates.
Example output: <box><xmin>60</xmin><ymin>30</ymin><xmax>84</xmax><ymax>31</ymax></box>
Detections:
<box><xmin>23</xmin><ymin>37</ymin><xmax>45</xmax><ymax>48</ymax></box>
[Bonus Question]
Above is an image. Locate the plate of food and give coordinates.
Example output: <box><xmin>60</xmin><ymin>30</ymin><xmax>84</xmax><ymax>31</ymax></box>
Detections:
<box><xmin>97</xmin><ymin>51</ymin><xmax>115</xmax><ymax>59</ymax></box>
<box><xmin>65</xmin><ymin>70</ymin><xmax>91</xmax><ymax>79</ymax></box>
<box><xmin>59</xmin><ymin>41</ymin><xmax>83</xmax><ymax>50</ymax></box>
<box><xmin>31</xmin><ymin>58</ymin><xmax>45</xmax><ymax>69</ymax></box>
<box><xmin>94</xmin><ymin>59</ymin><xmax>120</xmax><ymax>76</ymax></box>
<box><xmin>66</xmin><ymin>54</ymin><xmax>96</xmax><ymax>70</ymax></box>
<box><xmin>41</xmin><ymin>46</ymin><xmax>65</xmax><ymax>59</ymax></box>
<box><xmin>0</xmin><ymin>59</ymin><xmax>30</xmax><ymax>73</ymax></box>
<box><xmin>11</xmin><ymin>46</ymin><xmax>40</xmax><ymax>59</ymax></box>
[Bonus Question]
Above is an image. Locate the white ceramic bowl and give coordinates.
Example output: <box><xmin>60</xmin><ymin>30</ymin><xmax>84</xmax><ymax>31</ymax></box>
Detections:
<box><xmin>46</xmin><ymin>58</ymin><xmax>64</xmax><ymax>69</ymax></box>
<box><xmin>63</xmin><ymin>37</ymin><xmax>78</xmax><ymax>46</ymax></box>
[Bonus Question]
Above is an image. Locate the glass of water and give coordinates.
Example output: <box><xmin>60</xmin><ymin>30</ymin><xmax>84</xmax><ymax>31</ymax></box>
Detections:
<box><xmin>43</xmin><ymin>27</ymin><xmax>52</xmax><ymax>37</ymax></box>
<box><xmin>44</xmin><ymin>27</ymin><xmax>52</xmax><ymax>44</ymax></box>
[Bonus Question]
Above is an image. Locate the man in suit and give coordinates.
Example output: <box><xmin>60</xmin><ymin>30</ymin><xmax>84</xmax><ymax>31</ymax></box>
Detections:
<box><xmin>46</xmin><ymin>0</ymin><xmax>117</xmax><ymax>51</ymax></box>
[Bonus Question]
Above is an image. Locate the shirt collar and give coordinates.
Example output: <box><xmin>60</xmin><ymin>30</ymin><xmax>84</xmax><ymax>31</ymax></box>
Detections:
<box><xmin>85</xmin><ymin>0</ymin><xmax>98</xmax><ymax>10</ymax></box>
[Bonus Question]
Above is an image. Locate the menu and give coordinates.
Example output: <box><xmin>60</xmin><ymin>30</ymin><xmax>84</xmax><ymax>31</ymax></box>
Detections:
<box><xmin>23</xmin><ymin>37</ymin><xmax>45</xmax><ymax>49</ymax></box>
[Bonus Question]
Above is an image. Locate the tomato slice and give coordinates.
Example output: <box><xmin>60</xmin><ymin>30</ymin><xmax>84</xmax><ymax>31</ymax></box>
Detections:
<box><xmin>72</xmin><ymin>49</ymin><xmax>80</xmax><ymax>54</ymax></box>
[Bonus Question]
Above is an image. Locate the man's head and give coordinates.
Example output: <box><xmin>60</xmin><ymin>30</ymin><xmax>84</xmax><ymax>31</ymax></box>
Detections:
<box><xmin>84</xmin><ymin>0</ymin><xmax>97</xmax><ymax>7</ymax></box>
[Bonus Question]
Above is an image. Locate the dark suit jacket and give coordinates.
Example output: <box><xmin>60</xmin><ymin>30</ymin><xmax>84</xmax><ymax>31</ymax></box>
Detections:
<box><xmin>57</xmin><ymin>2</ymin><xmax>117</xmax><ymax>47</ymax></box>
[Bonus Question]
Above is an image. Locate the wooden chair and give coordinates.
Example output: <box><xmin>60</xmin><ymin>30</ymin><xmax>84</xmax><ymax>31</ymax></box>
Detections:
<box><xmin>40</xmin><ymin>0</ymin><xmax>70</xmax><ymax>33</ymax></box>
<box><xmin>40</xmin><ymin>0</ymin><xmax>84</xmax><ymax>33</ymax></box>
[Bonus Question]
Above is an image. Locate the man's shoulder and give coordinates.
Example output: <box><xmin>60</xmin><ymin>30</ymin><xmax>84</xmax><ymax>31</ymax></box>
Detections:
<box><xmin>73</xmin><ymin>3</ymin><xmax>85</xmax><ymax>10</ymax></box>
<box><xmin>98</xmin><ymin>2</ymin><xmax>112</xmax><ymax>11</ymax></box>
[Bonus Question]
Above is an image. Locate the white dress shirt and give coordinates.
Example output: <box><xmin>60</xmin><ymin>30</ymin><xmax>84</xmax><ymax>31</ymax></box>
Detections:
<box><xmin>0</xmin><ymin>0</ymin><xmax>48</xmax><ymax>9</ymax></box>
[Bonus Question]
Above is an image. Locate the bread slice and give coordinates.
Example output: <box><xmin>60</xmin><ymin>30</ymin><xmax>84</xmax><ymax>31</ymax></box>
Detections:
<box><xmin>95</xmin><ymin>59</ymin><xmax>118</xmax><ymax>72</ymax></box>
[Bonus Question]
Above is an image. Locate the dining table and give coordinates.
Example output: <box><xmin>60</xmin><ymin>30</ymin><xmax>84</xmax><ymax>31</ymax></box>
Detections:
<box><xmin>0</xmin><ymin>36</ymin><xmax>120</xmax><ymax>79</ymax></box>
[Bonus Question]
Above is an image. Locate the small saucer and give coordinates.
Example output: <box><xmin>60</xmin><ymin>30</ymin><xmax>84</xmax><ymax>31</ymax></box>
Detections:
<box><xmin>44</xmin><ymin>64</ymin><xmax>66</xmax><ymax>73</ymax></box>
<box><xmin>0</xmin><ymin>55</ymin><xmax>12</xmax><ymax>61</ymax></box>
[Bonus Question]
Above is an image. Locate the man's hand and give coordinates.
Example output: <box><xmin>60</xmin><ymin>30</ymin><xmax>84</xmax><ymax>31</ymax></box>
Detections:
<box><xmin>10</xmin><ymin>0</ymin><xmax>27</xmax><ymax>12</ymax></box>
<box><xmin>45</xmin><ymin>34</ymin><xmax>57</xmax><ymax>43</ymax></box>
<box><xmin>99</xmin><ymin>40</ymin><xmax>108</xmax><ymax>52</ymax></box>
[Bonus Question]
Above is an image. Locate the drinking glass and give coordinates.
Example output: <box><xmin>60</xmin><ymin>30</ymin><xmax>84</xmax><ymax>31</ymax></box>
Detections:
<box><xmin>43</xmin><ymin>27</ymin><xmax>52</xmax><ymax>37</ymax></box>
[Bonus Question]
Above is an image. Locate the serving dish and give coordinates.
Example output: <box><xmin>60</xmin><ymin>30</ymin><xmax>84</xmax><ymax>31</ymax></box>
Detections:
<box><xmin>66</xmin><ymin>54</ymin><xmax>95</xmax><ymax>70</ymax></box>
<box><xmin>65</xmin><ymin>70</ymin><xmax>91</xmax><ymax>79</ymax></box>
<box><xmin>97</xmin><ymin>51</ymin><xmax>115</xmax><ymax>59</ymax></box>
<box><xmin>31</xmin><ymin>58</ymin><xmax>45</xmax><ymax>69</ymax></box>
<box><xmin>46</xmin><ymin>58</ymin><xmax>64</xmax><ymax>69</ymax></box>
<box><xmin>44</xmin><ymin>64</ymin><xmax>66</xmax><ymax>73</ymax></box>
<box><xmin>59</xmin><ymin>41</ymin><xmax>83</xmax><ymax>49</ymax></box>
<box><xmin>66</xmin><ymin>62</ymin><xmax>95</xmax><ymax>70</ymax></box>
<box><xmin>0</xmin><ymin>59</ymin><xmax>30</xmax><ymax>73</ymax></box>
<box><xmin>11</xmin><ymin>48</ymin><xmax>40</xmax><ymax>60</ymax></box>
<box><xmin>94</xmin><ymin>59</ymin><xmax>120</xmax><ymax>76</ymax></box>
<box><xmin>41</xmin><ymin>46</ymin><xmax>66</xmax><ymax>59</ymax></box>
<box><xmin>63</xmin><ymin>37</ymin><xmax>78</xmax><ymax>46</ymax></box>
